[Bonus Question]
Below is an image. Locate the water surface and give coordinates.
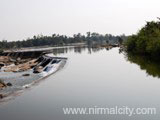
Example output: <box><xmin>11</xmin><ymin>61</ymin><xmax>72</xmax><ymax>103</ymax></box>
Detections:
<box><xmin>0</xmin><ymin>47</ymin><xmax>160</xmax><ymax>120</ymax></box>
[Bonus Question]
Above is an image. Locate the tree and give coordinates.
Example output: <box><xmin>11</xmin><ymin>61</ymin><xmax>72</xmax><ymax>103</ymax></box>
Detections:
<box><xmin>125</xmin><ymin>19</ymin><xmax>160</xmax><ymax>57</ymax></box>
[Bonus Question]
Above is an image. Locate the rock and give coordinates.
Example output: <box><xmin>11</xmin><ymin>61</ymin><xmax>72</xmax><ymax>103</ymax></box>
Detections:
<box><xmin>6</xmin><ymin>82</ymin><xmax>12</xmax><ymax>86</ymax></box>
<box><xmin>33</xmin><ymin>66</ymin><xmax>43</xmax><ymax>73</ymax></box>
<box><xmin>0</xmin><ymin>83</ymin><xmax>4</xmax><ymax>88</ymax></box>
<box><xmin>17</xmin><ymin>57</ymin><xmax>21</xmax><ymax>61</ymax></box>
<box><xmin>30</xmin><ymin>65</ymin><xmax>36</xmax><ymax>68</ymax></box>
<box><xmin>0</xmin><ymin>80</ymin><xmax>7</xmax><ymax>88</ymax></box>
<box><xmin>0</xmin><ymin>63</ymin><xmax>4</xmax><ymax>67</ymax></box>
<box><xmin>0</xmin><ymin>94</ymin><xmax>3</xmax><ymax>99</ymax></box>
<box><xmin>22</xmin><ymin>74</ymin><xmax>30</xmax><ymax>76</ymax></box>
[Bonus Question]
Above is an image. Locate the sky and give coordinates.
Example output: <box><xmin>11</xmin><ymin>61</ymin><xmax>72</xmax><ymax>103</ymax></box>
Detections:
<box><xmin>0</xmin><ymin>0</ymin><xmax>160</xmax><ymax>41</ymax></box>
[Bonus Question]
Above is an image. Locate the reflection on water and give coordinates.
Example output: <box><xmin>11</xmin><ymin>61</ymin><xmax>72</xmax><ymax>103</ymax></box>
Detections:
<box><xmin>53</xmin><ymin>46</ymin><xmax>160</xmax><ymax>78</ymax></box>
<box><xmin>125</xmin><ymin>52</ymin><xmax>160</xmax><ymax>78</ymax></box>
<box><xmin>52</xmin><ymin>46</ymin><xmax>112</xmax><ymax>55</ymax></box>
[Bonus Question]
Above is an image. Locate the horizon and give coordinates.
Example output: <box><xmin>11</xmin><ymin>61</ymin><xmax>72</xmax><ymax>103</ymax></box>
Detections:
<box><xmin>0</xmin><ymin>0</ymin><xmax>160</xmax><ymax>41</ymax></box>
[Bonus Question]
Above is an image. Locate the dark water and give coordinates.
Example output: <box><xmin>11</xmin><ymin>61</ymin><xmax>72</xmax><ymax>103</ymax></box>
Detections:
<box><xmin>0</xmin><ymin>47</ymin><xmax>160</xmax><ymax>120</ymax></box>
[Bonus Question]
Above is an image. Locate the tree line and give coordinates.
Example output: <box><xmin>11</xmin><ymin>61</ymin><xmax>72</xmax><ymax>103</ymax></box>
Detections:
<box><xmin>0</xmin><ymin>32</ymin><xmax>127</xmax><ymax>50</ymax></box>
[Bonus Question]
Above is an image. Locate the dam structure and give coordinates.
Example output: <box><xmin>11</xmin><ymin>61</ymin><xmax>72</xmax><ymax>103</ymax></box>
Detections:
<box><xmin>0</xmin><ymin>47</ymin><xmax>67</xmax><ymax>100</ymax></box>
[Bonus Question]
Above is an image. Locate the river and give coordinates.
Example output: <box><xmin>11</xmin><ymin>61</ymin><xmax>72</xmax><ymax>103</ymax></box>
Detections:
<box><xmin>0</xmin><ymin>46</ymin><xmax>160</xmax><ymax>120</ymax></box>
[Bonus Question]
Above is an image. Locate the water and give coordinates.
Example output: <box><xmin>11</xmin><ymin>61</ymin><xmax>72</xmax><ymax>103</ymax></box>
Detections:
<box><xmin>0</xmin><ymin>47</ymin><xmax>160</xmax><ymax>120</ymax></box>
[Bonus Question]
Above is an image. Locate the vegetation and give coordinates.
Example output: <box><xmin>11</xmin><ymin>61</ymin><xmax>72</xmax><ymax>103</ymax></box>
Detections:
<box><xmin>125</xmin><ymin>19</ymin><xmax>160</xmax><ymax>57</ymax></box>
<box><xmin>126</xmin><ymin>53</ymin><xmax>160</xmax><ymax>78</ymax></box>
<box><xmin>0</xmin><ymin>32</ymin><xmax>126</xmax><ymax>50</ymax></box>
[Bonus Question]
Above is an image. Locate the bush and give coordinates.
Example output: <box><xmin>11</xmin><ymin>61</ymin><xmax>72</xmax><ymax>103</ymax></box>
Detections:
<box><xmin>125</xmin><ymin>20</ymin><xmax>160</xmax><ymax>57</ymax></box>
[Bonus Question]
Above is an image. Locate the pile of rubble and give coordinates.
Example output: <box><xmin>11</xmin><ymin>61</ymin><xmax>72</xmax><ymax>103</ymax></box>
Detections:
<box><xmin>0</xmin><ymin>56</ymin><xmax>39</xmax><ymax>72</ymax></box>
<box><xmin>3</xmin><ymin>59</ymin><xmax>38</xmax><ymax>72</ymax></box>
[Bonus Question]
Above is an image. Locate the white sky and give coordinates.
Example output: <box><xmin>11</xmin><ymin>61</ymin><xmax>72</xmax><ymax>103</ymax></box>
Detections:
<box><xmin>0</xmin><ymin>0</ymin><xmax>159</xmax><ymax>41</ymax></box>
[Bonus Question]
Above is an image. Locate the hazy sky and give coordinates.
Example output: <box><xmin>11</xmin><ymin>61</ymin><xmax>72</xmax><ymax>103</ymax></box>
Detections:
<box><xmin>0</xmin><ymin>0</ymin><xmax>159</xmax><ymax>41</ymax></box>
